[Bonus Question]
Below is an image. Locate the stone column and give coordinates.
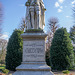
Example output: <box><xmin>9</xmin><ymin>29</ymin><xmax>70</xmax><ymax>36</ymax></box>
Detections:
<box><xmin>13</xmin><ymin>32</ymin><xmax>54</xmax><ymax>75</ymax></box>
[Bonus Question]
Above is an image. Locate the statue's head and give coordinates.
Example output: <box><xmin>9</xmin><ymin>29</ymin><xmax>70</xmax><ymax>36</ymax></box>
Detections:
<box><xmin>25</xmin><ymin>0</ymin><xmax>31</xmax><ymax>6</ymax></box>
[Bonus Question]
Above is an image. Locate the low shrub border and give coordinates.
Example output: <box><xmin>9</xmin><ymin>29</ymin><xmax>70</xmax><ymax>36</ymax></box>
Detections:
<box><xmin>2</xmin><ymin>69</ymin><xmax>9</xmax><ymax>75</ymax></box>
<box><xmin>62</xmin><ymin>70</ymin><xmax>70</xmax><ymax>75</ymax></box>
<box><xmin>25</xmin><ymin>29</ymin><xmax>44</xmax><ymax>33</ymax></box>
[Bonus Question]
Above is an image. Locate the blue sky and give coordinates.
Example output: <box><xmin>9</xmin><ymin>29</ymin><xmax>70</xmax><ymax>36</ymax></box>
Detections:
<box><xmin>0</xmin><ymin>0</ymin><xmax>75</xmax><ymax>40</ymax></box>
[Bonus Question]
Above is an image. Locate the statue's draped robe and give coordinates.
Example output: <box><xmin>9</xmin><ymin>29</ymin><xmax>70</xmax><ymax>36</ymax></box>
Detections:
<box><xmin>25</xmin><ymin>0</ymin><xmax>46</xmax><ymax>29</ymax></box>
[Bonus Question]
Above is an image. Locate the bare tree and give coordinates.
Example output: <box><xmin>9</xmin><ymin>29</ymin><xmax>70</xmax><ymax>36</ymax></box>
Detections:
<box><xmin>0</xmin><ymin>39</ymin><xmax>7</xmax><ymax>65</ymax></box>
<box><xmin>46</xmin><ymin>17</ymin><xmax>59</xmax><ymax>50</ymax></box>
<box><xmin>46</xmin><ymin>32</ymin><xmax>53</xmax><ymax>50</ymax></box>
<box><xmin>48</xmin><ymin>17</ymin><xmax>59</xmax><ymax>34</ymax></box>
<box><xmin>46</xmin><ymin>17</ymin><xmax>59</xmax><ymax>66</ymax></box>
<box><xmin>0</xmin><ymin>2</ymin><xmax>3</xmax><ymax>33</ymax></box>
<box><xmin>19</xmin><ymin>18</ymin><xmax>26</xmax><ymax>31</ymax></box>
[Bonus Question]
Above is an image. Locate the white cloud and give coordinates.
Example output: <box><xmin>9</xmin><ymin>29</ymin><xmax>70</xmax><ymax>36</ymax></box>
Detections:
<box><xmin>0</xmin><ymin>34</ymin><xmax>8</xmax><ymax>39</ymax></box>
<box><xmin>66</xmin><ymin>16</ymin><xmax>70</xmax><ymax>18</ymax></box>
<box><xmin>72</xmin><ymin>0</ymin><xmax>75</xmax><ymax>7</ymax></box>
<box><xmin>60</xmin><ymin>6</ymin><xmax>63</xmax><ymax>9</ymax></box>
<box><xmin>55</xmin><ymin>0</ymin><xmax>65</xmax><ymax>13</ymax></box>
<box><xmin>0</xmin><ymin>32</ymin><xmax>9</xmax><ymax>41</ymax></box>
<box><xmin>72</xmin><ymin>0</ymin><xmax>75</xmax><ymax>4</ymax></box>
<box><xmin>72</xmin><ymin>5</ymin><xmax>75</xmax><ymax>7</ymax></box>
<box><xmin>55</xmin><ymin>2</ymin><xmax>60</xmax><ymax>7</ymax></box>
<box><xmin>58</xmin><ymin>9</ymin><xmax>62</xmax><ymax>12</ymax></box>
<box><xmin>58</xmin><ymin>0</ymin><xmax>64</xmax><ymax>3</ymax></box>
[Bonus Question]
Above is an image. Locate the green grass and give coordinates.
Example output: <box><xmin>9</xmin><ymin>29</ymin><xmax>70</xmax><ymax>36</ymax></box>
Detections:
<box><xmin>0</xmin><ymin>65</ymin><xmax>5</xmax><ymax>70</ymax></box>
<box><xmin>2</xmin><ymin>69</ymin><xmax>9</xmax><ymax>74</ymax></box>
<box><xmin>62</xmin><ymin>70</ymin><xmax>70</xmax><ymax>74</ymax></box>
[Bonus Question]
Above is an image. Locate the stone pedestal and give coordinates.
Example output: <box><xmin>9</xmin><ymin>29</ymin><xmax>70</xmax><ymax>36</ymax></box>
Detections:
<box><xmin>13</xmin><ymin>33</ymin><xmax>54</xmax><ymax>75</ymax></box>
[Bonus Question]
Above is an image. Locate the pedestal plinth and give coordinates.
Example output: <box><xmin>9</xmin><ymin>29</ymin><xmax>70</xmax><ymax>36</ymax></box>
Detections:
<box><xmin>13</xmin><ymin>32</ymin><xmax>54</xmax><ymax>75</ymax></box>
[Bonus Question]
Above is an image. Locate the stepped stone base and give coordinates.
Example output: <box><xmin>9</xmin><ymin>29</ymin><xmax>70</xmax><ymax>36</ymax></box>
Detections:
<box><xmin>13</xmin><ymin>33</ymin><xmax>54</xmax><ymax>75</ymax></box>
<box><xmin>13</xmin><ymin>62</ymin><xmax>54</xmax><ymax>75</ymax></box>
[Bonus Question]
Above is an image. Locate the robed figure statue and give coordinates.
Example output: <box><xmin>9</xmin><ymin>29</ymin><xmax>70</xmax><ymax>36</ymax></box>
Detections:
<box><xmin>25</xmin><ymin>0</ymin><xmax>46</xmax><ymax>29</ymax></box>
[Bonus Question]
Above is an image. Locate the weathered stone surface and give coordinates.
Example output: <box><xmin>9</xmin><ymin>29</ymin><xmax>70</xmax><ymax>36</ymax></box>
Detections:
<box><xmin>12</xmin><ymin>0</ymin><xmax>54</xmax><ymax>75</ymax></box>
<box><xmin>21</xmin><ymin>33</ymin><xmax>47</xmax><ymax>62</ymax></box>
<box><xmin>23</xmin><ymin>40</ymin><xmax>45</xmax><ymax>62</ymax></box>
<box><xmin>13</xmin><ymin>71</ymin><xmax>54</xmax><ymax>75</ymax></box>
<box><xmin>16</xmin><ymin>62</ymin><xmax>51</xmax><ymax>71</ymax></box>
<box><xmin>12</xmin><ymin>33</ymin><xmax>54</xmax><ymax>75</ymax></box>
<box><xmin>25</xmin><ymin>0</ymin><xmax>46</xmax><ymax>29</ymax></box>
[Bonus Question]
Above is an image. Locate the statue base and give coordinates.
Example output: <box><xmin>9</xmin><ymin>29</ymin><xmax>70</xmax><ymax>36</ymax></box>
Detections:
<box><xmin>13</xmin><ymin>32</ymin><xmax>54</xmax><ymax>75</ymax></box>
<box><xmin>13</xmin><ymin>62</ymin><xmax>54</xmax><ymax>75</ymax></box>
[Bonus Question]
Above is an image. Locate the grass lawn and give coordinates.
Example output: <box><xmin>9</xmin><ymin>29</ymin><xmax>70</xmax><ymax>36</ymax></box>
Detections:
<box><xmin>0</xmin><ymin>66</ymin><xmax>5</xmax><ymax>70</ymax></box>
<box><xmin>0</xmin><ymin>64</ymin><xmax>5</xmax><ymax>70</ymax></box>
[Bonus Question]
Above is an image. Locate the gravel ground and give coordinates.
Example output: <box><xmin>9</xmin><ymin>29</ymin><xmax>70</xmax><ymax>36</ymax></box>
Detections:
<box><xmin>8</xmin><ymin>71</ymin><xmax>75</xmax><ymax>75</ymax></box>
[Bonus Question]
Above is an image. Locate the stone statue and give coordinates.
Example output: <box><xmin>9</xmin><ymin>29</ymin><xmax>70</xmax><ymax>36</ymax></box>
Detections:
<box><xmin>25</xmin><ymin>0</ymin><xmax>46</xmax><ymax>29</ymax></box>
<box><xmin>12</xmin><ymin>1</ymin><xmax>54</xmax><ymax>75</ymax></box>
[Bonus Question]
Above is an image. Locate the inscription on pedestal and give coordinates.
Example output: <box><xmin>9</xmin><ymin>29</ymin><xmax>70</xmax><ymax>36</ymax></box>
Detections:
<box><xmin>23</xmin><ymin>40</ymin><xmax>45</xmax><ymax>62</ymax></box>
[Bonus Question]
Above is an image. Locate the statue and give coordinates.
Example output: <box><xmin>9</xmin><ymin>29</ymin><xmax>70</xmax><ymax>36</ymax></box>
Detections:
<box><xmin>25</xmin><ymin>0</ymin><xmax>46</xmax><ymax>29</ymax></box>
